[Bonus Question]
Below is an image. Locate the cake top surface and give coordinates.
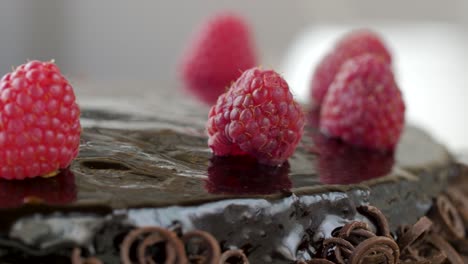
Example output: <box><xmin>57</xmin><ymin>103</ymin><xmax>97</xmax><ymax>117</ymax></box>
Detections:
<box><xmin>0</xmin><ymin>83</ymin><xmax>462</xmax><ymax>264</ymax></box>
<box><xmin>0</xmin><ymin>84</ymin><xmax>452</xmax><ymax>210</ymax></box>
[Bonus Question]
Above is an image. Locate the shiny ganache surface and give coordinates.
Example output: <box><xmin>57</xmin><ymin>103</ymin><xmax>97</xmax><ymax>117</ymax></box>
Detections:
<box><xmin>0</xmin><ymin>87</ymin><xmax>452</xmax><ymax>209</ymax></box>
<box><xmin>0</xmin><ymin>86</ymin><xmax>458</xmax><ymax>263</ymax></box>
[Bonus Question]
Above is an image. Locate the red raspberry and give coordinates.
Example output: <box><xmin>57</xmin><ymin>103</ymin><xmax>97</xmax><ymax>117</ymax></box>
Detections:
<box><xmin>0</xmin><ymin>60</ymin><xmax>81</xmax><ymax>180</ymax></box>
<box><xmin>0</xmin><ymin>169</ymin><xmax>76</xmax><ymax>208</ymax></box>
<box><xmin>179</xmin><ymin>12</ymin><xmax>258</xmax><ymax>104</ymax></box>
<box><xmin>207</xmin><ymin>67</ymin><xmax>304</xmax><ymax>166</ymax></box>
<box><xmin>311</xmin><ymin>29</ymin><xmax>391</xmax><ymax>106</ymax></box>
<box><xmin>320</xmin><ymin>54</ymin><xmax>405</xmax><ymax>150</ymax></box>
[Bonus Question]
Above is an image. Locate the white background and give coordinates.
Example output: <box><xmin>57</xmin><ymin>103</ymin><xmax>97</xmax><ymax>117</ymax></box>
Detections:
<box><xmin>0</xmin><ymin>0</ymin><xmax>467</xmax><ymax>151</ymax></box>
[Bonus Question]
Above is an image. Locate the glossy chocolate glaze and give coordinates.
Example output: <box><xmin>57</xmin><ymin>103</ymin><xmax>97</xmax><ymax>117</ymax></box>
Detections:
<box><xmin>0</xmin><ymin>88</ymin><xmax>459</xmax><ymax>263</ymax></box>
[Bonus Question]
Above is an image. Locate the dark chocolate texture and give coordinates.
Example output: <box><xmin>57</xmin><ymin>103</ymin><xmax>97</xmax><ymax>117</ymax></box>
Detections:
<box><xmin>0</xmin><ymin>87</ymin><xmax>459</xmax><ymax>263</ymax></box>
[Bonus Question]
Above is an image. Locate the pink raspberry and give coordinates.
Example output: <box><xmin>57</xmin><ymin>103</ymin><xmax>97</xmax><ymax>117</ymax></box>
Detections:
<box><xmin>207</xmin><ymin>67</ymin><xmax>304</xmax><ymax>166</ymax></box>
<box><xmin>320</xmin><ymin>54</ymin><xmax>405</xmax><ymax>150</ymax></box>
<box><xmin>179</xmin><ymin>12</ymin><xmax>258</xmax><ymax>104</ymax></box>
<box><xmin>311</xmin><ymin>29</ymin><xmax>391</xmax><ymax>106</ymax></box>
<box><xmin>0</xmin><ymin>60</ymin><xmax>81</xmax><ymax>180</ymax></box>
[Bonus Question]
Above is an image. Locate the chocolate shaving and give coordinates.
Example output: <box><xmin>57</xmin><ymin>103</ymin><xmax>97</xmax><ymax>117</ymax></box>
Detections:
<box><xmin>219</xmin><ymin>249</ymin><xmax>249</xmax><ymax>264</ymax></box>
<box><xmin>348</xmin><ymin>236</ymin><xmax>399</xmax><ymax>264</ymax></box>
<box><xmin>120</xmin><ymin>226</ymin><xmax>186</xmax><ymax>264</ymax></box>
<box><xmin>338</xmin><ymin>221</ymin><xmax>371</xmax><ymax>239</ymax></box>
<box><xmin>426</xmin><ymin>251</ymin><xmax>448</xmax><ymax>264</ymax></box>
<box><xmin>321</xmin><ymin>237</ymin><xmax>354</xmax><ymax>263</ymax></box>
<box><xmin>348</xmin><ymin>229</ymin><xmax>376</xmax><ymax>240</ymax></box>
<box><xmin>425</xmin><ymin>234</ymin><xmax>464</xmax><ymax>264</ymax></box>
<box><xmin>357</xmin><ymin>205</ymin><xmax>391</xmax><ymax>238</ymax></box>
<box><xmin>445</xmin><ymin>186</ymin><xmax>468</xmax><ymax>226</ymax></box>
<box><xmin>397</xmin><ymin>216</ymin><xmax>432</xmax><ymax>251</ymax></box>
<box><xmin>401</xmin><ymin>247</ymin><xmax>420</xmax><ymax>262</ymax></box>
<box><xmin>429</xmin><ymin>194</ymin><xmax>465</xmax><ymax>241</ymax></box>
<box><xmin>71</xmin><ymin>247</ymin><xmax>103</xmax><ymax>264</ymax></box>
<box><xmin>337</xmin><ymin>221</ymin><xmax>375</xmax><ymax>247</ymax></box>
<box><xmin>452</xmin><ymin>237</ymin><xmax>468</xmax><ymax>255</ymax></box>
<box><xmin>182</xmin><ymin>230</ymin><xmax>221</xmax><ymax>264</ymax></box>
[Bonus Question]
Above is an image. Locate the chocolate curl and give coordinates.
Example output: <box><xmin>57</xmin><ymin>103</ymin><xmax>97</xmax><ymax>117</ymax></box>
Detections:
<box><xmin>319</xmin><ymin>214</ymin><xmax>392</xmax><ymax>263</ymax></box>
<box><xmin>397</xmin><ymin>217</ymin><xmax>453</xmax><ymax>263</ymax></box>
<box><xmin>348</xmin><ymin>236</ymin><xmax>399</xmax><ymax>264</ymax></box>
<box><xmin>428</xmin><ymin>195</ymin><xmax>465</xmax><ymax>242</ymax></box>
<box><xmin>427</xmin><ymin>252</ymin><xmax>449</xmax><ymax>264</ymax></box>
<box><xmin>425</xmin><ymin>234</ymin><xmax>464</xmax><ymax>264</ymax></box>
<box><xmin>182</xmin><ymin>230</ymin><xmax>221</xmax><ymax>264</ymax></box>
<box><xmin>357</xmin><ymin>205</ymin><xmax>391</xmax><ymax>238</ymax></box>
<box><xmin>219</xmin><ymin>249</ymin><xmax>249</xmax><ymax>264</ymax></box>
<box><xmin>120</xmin><ymin>226</ymin><xmax>187</xmax><ymax>264</ymax></box>
<box><xmin>462</xmin><ymin>255</ymin><xmax>468</xmax><ymax>263</ymax></box>
<box><xmin>338</xmin><ymin>221</ymin><xmax>376</xmax><ymax>246</ymax></box>
<box><xmin>71</xmin><ymin>247</ymin><xmax>103</xmax><ymax>264</ymax></box>
<box><xmin>321</xmin><ymin>237</ymin><xmax>354</xmax><ymax>263</ymax></box>
<box><xmin>452</xmin><ymin>238</ymin><xmax>468</xmax><ymax>255</ymax></box>
<box><xmin>445</xmin><ymin>186</ymin><xmax>468</xmax><ymax>227</ymax></box>
<box><xmin>397</xmin><ymin>217</ymin><xmax>432</xmax><ymax>252</ymax></box>
<box><xmin>401</xmin><ymin>252</ymin><xmax>446</xmax><ymax>264</ymax></box>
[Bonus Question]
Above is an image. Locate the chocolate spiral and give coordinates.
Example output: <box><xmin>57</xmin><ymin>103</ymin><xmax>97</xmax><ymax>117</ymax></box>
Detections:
<box><xmin>218</xmin><ymin>249</ymin><xmax>249</xmax><ymax>264</ymax></box>
<box><xmin>338</xmin><ymin>221</ymin><xmax>376</xmax><ymax>246</ymax></box>
<box><xmin>397</xmin><ymin>216</ymin><xmax>432</xmax><ymax>251</ymax></box>
<box><xmin>120</xmin><ymin>226</ymin><xmax>187</xmax><ymax>264</ymax></box>
<box><xmin>429</xmin><ymin>194</ymin><xmax>465</xmax><ymax>241</ymax></box>
<box><xmin>357</xmin><ymin>205</ymin><xmax>391</xmax><ymax>237</ymax></box>
<box><xmin>321</xmin><ymin>237</ymin><xmax>355</xmax><ymax>263</ymax></box>
<box><xmin>445</xmin><ymin>187</ymin><xmax>468</xmax><ymax>226</ymax></box>
<box><xmin>425</xmin><ymin>234</ymin><xmax>464</xmax><ymax>264</ymax></box>
<box><xmin>348</xmin><ymin>236</ymin><xmax>399</xmax><ymax>264</ymax></box>
<box><xmin>182</xmin><ymin>230</ymin><xmax>221</xmax><ymax>264</ymax></box>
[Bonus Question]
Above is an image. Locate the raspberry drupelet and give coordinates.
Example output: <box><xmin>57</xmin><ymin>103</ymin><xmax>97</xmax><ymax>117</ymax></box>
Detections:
<box><xmin>207</xmin><ymin>67</ymin><xmax>304</xmax><ymax>166</ymax></box>
<box><xmin>0</xmin><ymin>60</ymin><xmax>81</xmax><ymax>180</ymax></box>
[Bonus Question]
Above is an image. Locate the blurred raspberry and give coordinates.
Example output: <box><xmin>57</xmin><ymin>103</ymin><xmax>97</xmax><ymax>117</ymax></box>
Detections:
<box><xmin>311</xmin><ymin>29</ymin><xmax>391</xmax><ymax>106</ymax></box>
<box><xmin>320</xmin><ymin>54</ymin><xmax>405</xmax><ymax>150</ymax></box>
<box><xmin>179</xmin><ymin>12</ymin><xmax>258</xmax><ymax>104</ymax></box>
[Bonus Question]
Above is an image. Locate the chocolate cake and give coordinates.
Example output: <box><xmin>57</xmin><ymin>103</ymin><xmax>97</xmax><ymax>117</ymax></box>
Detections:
<box><xmin>0</xmin><ymin>87</ymin><xmax>465</xmax><ymax>263</ymax></box>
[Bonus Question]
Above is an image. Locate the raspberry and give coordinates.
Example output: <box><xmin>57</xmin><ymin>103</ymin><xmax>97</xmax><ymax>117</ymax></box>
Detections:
<box><xmin>320</xmin><ymin>54</ymin><xmax>405</xmax><ymax>150</ymax></box>
<box><xmin>207</xmin><ymin>67</ymin><xmax>304</xmax><ymax>166</ymax></box>
<box><xmin>0</xmin><ymin>169</ymin><xmax>76</xmax><ymax>208</ymax></box>
<box><xmin>0</xmin><ymin>60</ymin><xmax>81</xmax><ymax>180</ymax></box>
<box><xmin>205</xmin><ymin>156</ymin><xmax>291</xmax><ymax>194</ymax></box>
<box><xmin>179</xmin><ymin>12</ymin><xmax>258</xmax><ymax>104</ymax></box>
<box><xmin>311</xmin><ymin>29</ymin><xmax>391</xmax><ymax>106</ymax></box>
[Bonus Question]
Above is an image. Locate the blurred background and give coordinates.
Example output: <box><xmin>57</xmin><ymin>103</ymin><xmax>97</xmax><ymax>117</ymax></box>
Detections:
<box><xmin>0</xmin><ymin>0</ymin><xmax>467</xmax><ymax>151</ymax></box>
